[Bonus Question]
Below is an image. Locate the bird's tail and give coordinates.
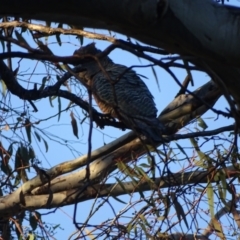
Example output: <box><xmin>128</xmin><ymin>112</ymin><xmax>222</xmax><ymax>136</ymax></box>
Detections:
<box><xmin>128</xmin><ymin>117</ymin><xmax>164</xmax><ymax>143</ymax></box>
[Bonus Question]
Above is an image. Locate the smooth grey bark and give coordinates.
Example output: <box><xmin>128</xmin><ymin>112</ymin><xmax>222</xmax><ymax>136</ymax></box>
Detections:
<box><xmin>0</xmin><ymin>0</ymin><xmax>239</xmax><ymax>61</ymax></box>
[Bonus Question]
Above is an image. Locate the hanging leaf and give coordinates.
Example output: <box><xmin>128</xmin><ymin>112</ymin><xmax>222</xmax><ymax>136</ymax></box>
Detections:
<box><xmin>24</xmin><ymin>118</ymin><xmax>32</xmax><ymax>143</ymax></box>
<box><xmin>34</xmin><ymin>131</ymin><xmax>41</xmax><ymax>142</ymax></box>
<box><xmin>175</xmin><ymin>142</ymin><xmax>190</xmax><ymax>162</ymax></box>
<box><xmin>197</xmin><ymin>117</ymin><xmax>208</xmax><ymax>130</ymax></box>
<box><xmin>70</xmin><ymin>25</ymin><xmax>84</xmax><ymax>45</ymax></box>
<box><xmin>29</xmin><ymin>147</ymin><xmax>35</xmax><ymax>160</ymax></box>
<box><xmin>39</xmin><ymin>76</ymin><xmax>49</xmax><ymax>91</ymax></box>
<box><xmin>0</xmin><ymin>80</ymin><xmax>7</xmax><ymax>96</ymax></box>
<box><xmin>14</xmin><ymin>144</ymin><xmax>30</xmax><ymax>179</ymax></box>
<box><xmin>15</xmin><ymin>30</ymin><xmax>31</xmax><ymax>48</ymax></box>
<box><xmin>56</xmin><ymin>33</ymin><xmax>62</xmax><ymax>46</ymax></box>
<box><xmin>171</xmin><ymin>193</ymin><xmax>189</xmax><ymax>229</ymax></box>
<box><xmin>0</xmin><ymin>142</ymin><xmax>5</xmax><ymax>160</ymax></box>
<box><xmin>217</xmin><ymin>171</ymin><xmax>229</xmax><ymax>211</ymax></box>
<box><xmin>13</xmin><ymin>118</ymin><xmax>21</xmax><ymax>132</ymax></box>
<box><xmin>207</xmin><ymin>182</ymin><xmax>214</xmax><ymax>218</ymax></box>
<box><xmin>151</xmin><ymin>66</ymin><xmax>160</xmax><ymax>92</ymax></box>
<box><xmin>7</xmin><ymin>142</ymin><xmax>16</xmax><ymax>157</ymax></box>
<box><xmin>45</xmin><ymin>21</ymin><xmax>51</xmax><ymax>27</ymax></box>
<box><xmin>70</xmin><ymin>111</ymin><xmax>78</xmax><ymax>139</ymax></box>
<box><xmin>111</xmin><ymin>195</ymin><xmax>127</xmax><ymax>204</ymax></box>
<box><xmin>162</xmin><ymin>195</ymin><xmax>171</xmax><ymax>219</ymax></box>
<box><xmin>139</xmin><ymin>214</ymin><xmax>151</xmax><ymax>228</ymax></box>
<box><xmin>49</xmin><ymin>96</ymin><xmax>57</xmax><ymax>107</ymax></box>
<box><xmin>1</xmin><ymin>159</ymin><xmax>11</xmax><ymax>175</ymax></box>
<box><xmin>0</xmin><ymin>39</ymin><xmax>5</xmax><ymax>52</ymax></box>
<box><xmin>20</xmin><ymin>144</ymin><xmax>30</xmax><ymax>165</ymax></box>
<box><xmin>14</xmin><ymin>174</ymin><xmax>21</xmax><ymax>187</ymax></box>
<box><xmin>115</xmin><ymin>177</ymin><xmax>129</xmax><ymax>195</ymax></box>
<box><xmin>84</xmin><ymin>228</ymin><xmax>96</xmax><ymax>240</ymax></box>
<box><xmin>27</xmin><ymin>233</ymin><xmax>36</xmax><ymax>240</ymax></box>
<box><xmin>58</xmin><ymin>96</ymin><xmax>62</xmax><ymax>122</ymax></box>
<box><xmin>37</xmin><ymin>40</ymin><xmax>53</xmax><ymax>54</ymax></box>
<box><xmin>42</xmin><ymin>137</ymin><xmax>49</xmax><ymax>153</ymax></box>
<box><xmin>29</xmin><ymin>213</ymin><xmax>38</xmax><ymax>230</ymax></box>
<box><xmin>211</xmin><ymin>218</ymin><xmax>226</xmax><ymax>239</ymax></box>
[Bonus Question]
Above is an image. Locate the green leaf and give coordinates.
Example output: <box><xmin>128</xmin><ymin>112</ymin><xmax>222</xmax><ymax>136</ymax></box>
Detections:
<box><xmin>27</xmin><ymin>233</ymin><xmax>36</xmax><ymax>240</ymax></box>
<box><xmin>7</xmin><ymin>142</ymin><xmax>16</xmax><ymax>156</ymax></box>
<box><xmin>56</xmin><ymin>33</ymin><xmax>62</xmax><ymax>46</ymax></box>
<box><xmin>42</xmin><ymin>137</ymin><xmax>49</xmax><ymax>152</ymax></box>
<box><xmin>139</xmin><ymin>163</ymin><xmax>150</xmax><ymax>168</ymax></box>
<box><xmin>111</xmin><ymin>195</ymin><xmax>127</xmax><ymax>204</ymax></box>
<box><xmin>175</xmin><ymin>142</ymin><xmax>189</xmax><ymax>161</ymax></box>
<box><xmin>171</xmin><ymin>194</ymin><xmax>189</xmax><ymax>229</ymax></box>
<box><xmin>29</xmin><ymin>147</ymin><xmax>35</xmax><ymax>160</ymax></box>
<box><xmin>30</xmin><ymin>214</ymin><xmax>38</xmax><ymax>230</ymax></box>
<box><xmin>34</xmin><ymin>131</ymin><xmax>41</xmax><ymax>142</ymax></box>
<box><xmin>0</xmin><ymin>80</ymin><xmax>7</xmax><ymax>96</ymax></box>
<box><xmin>49</xmin><ymin>96</ymin><xmax>57</xmax><ymax>107</ymax></box>
<box><xmin>46</xmin><ymin>21</ymin><xmax>51</xmax><ymax>27</ymax></box>
<box><xmin>1</xmin><ymin>156</ymin><xmax>11</xmax><ymax>175</ymax></box>
<box><xmin>151</xmin><ymin>66</ymin><xmax>160</xmax><ymax>92</ymax></box>
<box><xmin>135</xmin><ymin>166</ymin><xmax>154</xmax><ymax>186</ymax></box>
<box><xmin>39</xmin><ymin>76</ymin><xmax>49</xmax><ymax>92</ymax></box>
<box><xmin>115</xmin><ymin>177</ymin><xmax>128</xmax><ymax>194</ymax></box>
<box><xmin>25</xmin><ymin>118</ymin><xmax>32</xmax><ymax>143</ymax></box>
<box><xmin>0</xmin><ymin>40</ymin><xmax>5</xmax><ymax>52</ymax></box>
<box><xmin>15</xmin><ymin>147</ymin><xmax>21</xmax><ymax>169</ymax></box>
<box><xmin>58</xmin><ymin>96</ymin><xmax>61</xmax><ymax>121</ymax></box>
<box><xmin>139</xmin><ymin>214</ymin><xmax>151</xmax><ymax>228</ymax></box>
<box><xmin>37</xmin><ymin>40</ymin><xmax>53</xmax><ymax>54</ymax></box>
<box><xmin>14</xmin><ymin>174</ymin><xmax>21</xmax><ymax>186</ymax></box>
<box><xmin>20</xmin><ymin>144</ymin><xmax>30</xmax><ymax>165</ymax></box>
<box><xmin>53</xmin><ymin>224</ymin><xmax>60</xmax><ymax>230</ymax></box>
<box><xmin>197</xmin><ymin>117</ymin><xmax>208</xmax><ymax>130</ymax></box>
<box><xmin>207</xmin><ymin>182</ymin><xmax>214</xmax><ymax>218</ymax></box>
<box><xmin>70</xmin><ymin>111</ymin><xmax>78</xmax><ymax>139</ymax></box>
<box><xmin>195</xmin><ymin>188</ymin><xmax>204</xmax><ymax>193</ymax></box>
<box><xmin>218</xmin><ymin>171</ymin><xmax>229</xmax><ymax>210</ymax></box>
<box><xmin>162</xmin><ymin>195</ymin><xmax>171</xmax><ymax>220</ymax></box>
<box><xmin>211</xmin><ymin>218</ymin><xmax>226</xmax><ymax>239</ymax></box>
<box><xmin>15</xmin><ymin>30</ymin><xmax>31</xmax><ymax>48</ymax></box>
<box><xmin>127</xmin><ymin>223</ymin><xmax>134</xmax><ymax>234</ymax></box>
<box><xmin>70</xmin><ymin>25</ymin><xmax>85</xmax><ymax>45</ymax></box>
<box><xmin>219</xmin><ymin>171</ymin><xmax>227</xmax><ymax>200</ymax></box>
<box><xmin>13</xmin><ymin>120</ymin><xmax>20</xmax><ymax>132</ymax></box>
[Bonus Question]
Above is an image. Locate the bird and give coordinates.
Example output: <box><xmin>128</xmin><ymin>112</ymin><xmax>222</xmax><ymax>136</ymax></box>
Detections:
<box><xmin>74</xmin><ymin>43</ymin><xmax>164</xmax><ymax>143</ymax></box>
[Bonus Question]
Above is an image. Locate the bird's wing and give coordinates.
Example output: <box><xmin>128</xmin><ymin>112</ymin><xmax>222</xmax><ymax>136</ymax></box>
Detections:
<box><xmin>92</xmin><ymin>64</ymin><xmax>158</xmax><ymax>119</ymax></box>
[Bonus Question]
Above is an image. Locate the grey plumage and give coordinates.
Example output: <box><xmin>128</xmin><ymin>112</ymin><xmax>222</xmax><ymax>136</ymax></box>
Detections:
<box><xmin>75</xmin><ymin>43</ymin><xmax>164</xmax><ymax>142</ymax></box>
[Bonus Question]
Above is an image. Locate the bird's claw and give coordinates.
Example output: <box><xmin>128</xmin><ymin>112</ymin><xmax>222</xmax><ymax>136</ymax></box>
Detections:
<box><xmin>95</xmin><ymin>113</ymin><xmax>116</xmax><ymax>129</ymax></box>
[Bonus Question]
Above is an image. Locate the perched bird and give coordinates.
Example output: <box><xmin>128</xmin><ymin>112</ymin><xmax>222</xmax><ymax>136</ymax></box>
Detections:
<box><xmin>74</xmin><ymin>43</ymin><xmax>164</xmax><ymax>142</ymax></box>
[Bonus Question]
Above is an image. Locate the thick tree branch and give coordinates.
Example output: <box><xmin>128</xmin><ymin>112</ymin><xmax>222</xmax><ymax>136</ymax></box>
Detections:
<box><xmin>0</xmin><ymin>21</ymin><xmax>116</xmax><ymax>42</ymax></box>
<box><xmin>0</xmin><ymin>1</ymin><xmax>239</xmax><ymax>65</ymax></box>
<box><xmin>0</xmin><ymin>165</ymin><xmax>238</xmax><ymax>216</ymax></box>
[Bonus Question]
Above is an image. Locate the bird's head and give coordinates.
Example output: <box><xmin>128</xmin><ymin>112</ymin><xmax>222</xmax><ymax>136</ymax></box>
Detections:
<box><xmin>74</xmin><ymin>42</ymin><xmax>101</xmax><ymax>59</ymax></box>
<box><xmin>74</xmin><ymin>43</ymin><xmax>110</xmax><ymax>84</ymax></box>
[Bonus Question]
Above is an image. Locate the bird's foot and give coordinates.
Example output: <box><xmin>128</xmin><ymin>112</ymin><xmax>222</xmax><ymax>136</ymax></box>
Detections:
<box><xmin>95</xmin><ymin>113</ymin><xmax>116</xmax><ymax>129</ymax></box>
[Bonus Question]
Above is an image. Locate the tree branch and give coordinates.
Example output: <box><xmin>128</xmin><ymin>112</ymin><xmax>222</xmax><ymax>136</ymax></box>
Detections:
<box><xmin>0</xmin><ymin>166</ymin><xmax>239</xmax><ymax>216</ymax></box>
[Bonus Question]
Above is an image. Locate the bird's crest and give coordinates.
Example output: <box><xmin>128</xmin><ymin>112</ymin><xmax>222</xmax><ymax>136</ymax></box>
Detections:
<box><xmin>74</xmin><ymin>42</ymin><xmax>101</xmax><ymax>56</ymax></box>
